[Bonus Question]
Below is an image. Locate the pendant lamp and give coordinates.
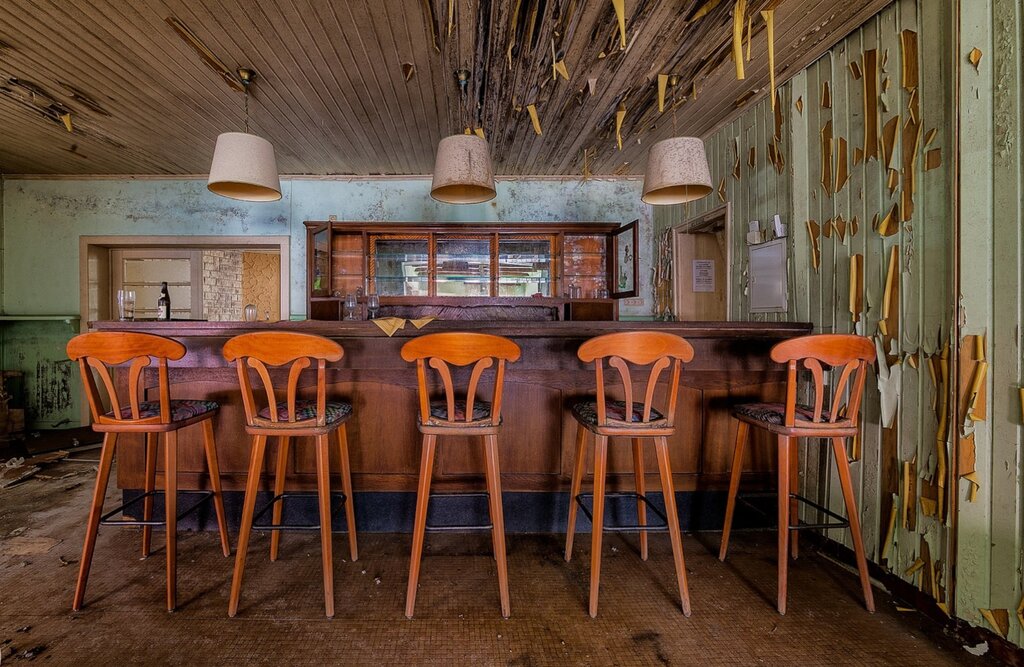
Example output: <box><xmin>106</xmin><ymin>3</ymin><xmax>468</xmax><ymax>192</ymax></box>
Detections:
<box><xmin>208</xmin><ymin>68</ymin><xmax>282</xmax><ymax>202</ymax></box>
<box><xmin>641</xmin><ymin>137</ymin><xmax>712</xmax><ymax>205</ymax></box>
<box><xmin>430</xmin><ymin>134</ymin><xmax>496</xmax><ymax>204</ymax></box>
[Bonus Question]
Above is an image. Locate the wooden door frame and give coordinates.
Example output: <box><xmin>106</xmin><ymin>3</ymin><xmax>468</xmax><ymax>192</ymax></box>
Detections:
<box><xmin>671</xmin><ymin>203</ymin><xmax>732</xmax><ymax>320</ymax></box>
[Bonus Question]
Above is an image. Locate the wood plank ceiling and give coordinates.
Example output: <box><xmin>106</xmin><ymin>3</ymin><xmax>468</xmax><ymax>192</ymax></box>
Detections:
<box><xmin>0</xmin><ymin>0</ymin><xmax>892</xmax><ymax>176</ymax></box>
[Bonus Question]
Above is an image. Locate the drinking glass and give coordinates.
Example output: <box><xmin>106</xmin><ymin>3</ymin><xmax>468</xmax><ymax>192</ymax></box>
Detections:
<box><xmin>366</xmin><ymin>294</ymin><xmax>380</xmax><ymax>319</ymax></box>
<box><xmin>344</xmin><ymin>293</ymin><xmax>359</xmax><ymax>320</ymax></box>
<box><xmin>117</xmin><ymin>290</ymin><xmax>136</xmax><ymax>321</ymax></box>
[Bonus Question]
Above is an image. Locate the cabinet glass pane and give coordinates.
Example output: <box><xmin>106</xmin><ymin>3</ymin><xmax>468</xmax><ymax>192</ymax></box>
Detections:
<box><xmin>312</xmin><ymin>228</ymin><xmax>330</xmax><ymax>295</ymax></box>
<box><xmin>435</xmin><ymin>237</ymin><xmax>491</xmax><ymax>297</ymax></box>
<box><xmin>563</xmin><ymin>234</ymin><xmax>608</xmax><ymax>298</ymax></box>
<box><xmin>373</xmin><ymin>238</ymin><xmax>429</xmax><ymax>296</ymax></box>
<box><xmin>497</xmin><ymin>238</ymin><xmax>552</xmax><ymax>297</ymax></box>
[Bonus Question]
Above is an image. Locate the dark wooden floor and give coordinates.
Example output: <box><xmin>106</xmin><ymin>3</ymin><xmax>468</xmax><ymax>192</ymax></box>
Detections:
<box><xmin>0</xmin><ymin>457</ymin><xmax>996</xmax><ymax>666</ymax></box>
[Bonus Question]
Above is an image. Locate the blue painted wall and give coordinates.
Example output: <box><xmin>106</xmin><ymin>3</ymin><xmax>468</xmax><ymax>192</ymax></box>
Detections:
<box><xmin>3</xmin><ymin>177</ymin><xmax>652</xmax><ymax>318</ymax></box>
<box><xmin>1</xmin><ymin>176</ymin><xmax>653</xmax><ymax>428</ymax></box>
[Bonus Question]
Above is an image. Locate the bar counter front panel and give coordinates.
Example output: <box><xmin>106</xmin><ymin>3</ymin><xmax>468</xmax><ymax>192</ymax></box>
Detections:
<box><xmin>92</xmin><ymin>320</ymin><xmax>810</xmax><ymax>498</ymax></box>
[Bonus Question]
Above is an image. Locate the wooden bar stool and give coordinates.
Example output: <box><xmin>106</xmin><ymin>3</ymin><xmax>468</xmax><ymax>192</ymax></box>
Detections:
<box><xmin>401</xmin><ymin>332</ymin><xmax>521</xmax><ymax>619</ymax></box>
<box><xmin>719</xmin><ymin>333</ymin><xmax>876</xmax><ymax>615</ymax></box>
<box><xmin>67</xmin><ymin>332</ymin><xmax>230</xmax><ymax>612</ymax></box>
<box><xmin>223</xmin><ymin>331</ymin><xmax>358</xmax><ymax>618</ymax></box>
<box><xmin>564</xmin><ymin>331</ymin><xmax>694</xmax><ymax>618</ymax></box>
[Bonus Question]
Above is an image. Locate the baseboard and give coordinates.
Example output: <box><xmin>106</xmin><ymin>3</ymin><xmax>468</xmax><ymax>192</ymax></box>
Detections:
<box><xmin>808</xmin><ymin>533</ymin><xmax>1023</xmax><ymax>666</ymax></box>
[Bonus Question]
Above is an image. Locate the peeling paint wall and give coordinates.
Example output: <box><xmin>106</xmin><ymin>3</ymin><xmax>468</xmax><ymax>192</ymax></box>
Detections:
<box><xmin>957</xmin><ymin>0</ymin><xmax>1024</xmax><ymax>647</ymax></box>
<box><xmin>1</xmin><ymin>177</ymin><xmax>653</xmax><ymax>428</ymax></box>
<box><xmin>653</xmin><ymin>0</ymin><xmax>1023</xmax><ymax>643</ymax></box>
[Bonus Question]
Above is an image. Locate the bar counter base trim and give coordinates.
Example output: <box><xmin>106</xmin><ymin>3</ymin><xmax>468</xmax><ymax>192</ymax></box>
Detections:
<box><xmin>123</xmin><ymin>490</ymin><xmax>775</xmax><ymax>534</ymax></box>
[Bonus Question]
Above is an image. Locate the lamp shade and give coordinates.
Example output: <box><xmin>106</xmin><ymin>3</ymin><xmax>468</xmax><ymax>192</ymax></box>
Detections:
<box><xmin>641</xmin><ymin>137</ymin><xmax>713</xmax><ymax>205</ymax></box>
<box><xmin>430</xmin><ymin>134</ymin><xmax>496</xmax><ymax>204</ymax></box>
<box><xmin>207</xmin><ymin>132</ymin><xmax>282</xmax><ymax>202</ymax></box>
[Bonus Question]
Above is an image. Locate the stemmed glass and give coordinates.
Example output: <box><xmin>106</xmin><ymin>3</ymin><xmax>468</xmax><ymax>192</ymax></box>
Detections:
<box><xmin>344</xmin><ymin>293</ymin><xmax>359</xmax><ymax>320</ymax></box>
<box><xmin>366</xmin><ymin>294</ymin><xmax>380</xmax><ymax>319</ymax></box>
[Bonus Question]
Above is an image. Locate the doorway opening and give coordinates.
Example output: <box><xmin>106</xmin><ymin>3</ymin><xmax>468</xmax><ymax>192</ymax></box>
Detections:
<box><xmin>671</xmin><ymin>203</ymin><xmax>731</xmax><ymax>321</ymax></box>
<box><xmin>80</xmin><ymin>236</ymin><xmax>290</xmax><ymax>326</ymax></box>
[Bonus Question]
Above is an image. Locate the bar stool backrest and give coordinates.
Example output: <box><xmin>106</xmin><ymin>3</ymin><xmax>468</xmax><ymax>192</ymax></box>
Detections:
<box><xmin>223</xmin><ymin>331</ymin><xmax>343</xmax><ymax>428</ymax></box>
<box><xmin>67</xmin><ymin>331</ymin><xmax>184</xmax><ymax>426</ymax></box>
<box><xmin>400</xmin><ymin>332</ymin><xmax>521</xmax><ymax>427</ymax></box>
<box><xmin>770</xmin><ymin>334</ymin><xmax>874</xmax><ymax>429</ymax></box>
<box><xmin>577</xmin><ymin>331</ymin><xmax>694</xmax><ymax>427</ymax></box>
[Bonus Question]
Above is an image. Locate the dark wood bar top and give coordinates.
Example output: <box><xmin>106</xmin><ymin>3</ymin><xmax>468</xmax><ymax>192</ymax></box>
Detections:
<box><xmin>90</xmin><ymin>319</ymin><xmax>811</xmax><ymax>495</ymax></box>
<box><xmin>92</xmin><ymin>319</ymin><xmax>810</xmax><ymax>339</ymax></box>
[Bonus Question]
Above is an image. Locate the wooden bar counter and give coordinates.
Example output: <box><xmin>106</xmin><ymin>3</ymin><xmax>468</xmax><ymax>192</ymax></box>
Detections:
<box><xmin>91</xmin><ymin>320</ymin><xmax>811</xmax><ymax>497</ymax></box>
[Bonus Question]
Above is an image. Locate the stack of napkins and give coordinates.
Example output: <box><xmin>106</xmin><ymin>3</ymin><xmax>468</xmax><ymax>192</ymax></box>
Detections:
<box><xmin>370</xmin><ymin>316</ymin><xmax>436</xmax><ymax>337</ymax></box>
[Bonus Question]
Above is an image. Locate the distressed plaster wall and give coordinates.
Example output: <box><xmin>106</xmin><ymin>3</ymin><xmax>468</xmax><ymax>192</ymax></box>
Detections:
<box><xmin>0</xmin><ymin>177</ymin><xmax>652</xmax><ymax>428</ymax></box>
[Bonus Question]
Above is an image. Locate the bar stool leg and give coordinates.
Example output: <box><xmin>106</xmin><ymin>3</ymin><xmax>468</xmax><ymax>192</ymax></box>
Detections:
<box><xmin>632</xmin><ymin>437</ymin><xmax>648</xmax><ymax>561</ymax></box>
<box><xmin>405</xmin><ymin>434</ymin><xmax>437</xmax><ymax>619</ymax></box>
<box><xmin>202</xmin><ymin>419</ymin><xmax>231</xmax><ymax>558</ymax></box>
<box><xmin>776</xmin><ymin>435</ymin><xmax>791</xmax><ymax>615</ymax></box>
<box><xmin>228</xmin><ymin>434</ymin><xmax>268</xmax><ymax>618</ymax></box>
<box><xmin>141</xmin><ymin>433</ymin><xmax>158</xmax><ymax>558</ymax></box>
<box><xmin>485</xmin><ymin>438</ymin><xmax>500</xmax><ymax>563</ymax></box>
<box><xmin>588</xmin><ymin>435</ymin><xmax>608</xmax><ymax>618</ymax></box>
<box><xmin>564</xmin><ymin>425</ymin><xmax>588</xmax><ymax>562</ymax></box>
<box><xmin>270</xmin><ymin>435</ymin><xmax>290</xmax><ymax>561</ymax></box>
<box><xmin>72</xmin><ymin>432</ymin><xmax>117</xmax><ymax>611</ymax></box>
<box><xmin>337</xmin><ymin>424</ymin><xmax>359</xmax><ymax>562</ymax></box>
<box><xmin>789</xmin><ymin>438</ymin><xmax>800</xmax><ymax>561</ymax></box>
<box><xmin>655</xmin><ymin>436</ymin><xmax>691</xmax><ymax>616</ymax></box>
<box><xmin>315</xmin><ymin>434</ymin><xmax>335</xmax><ymax>618</ymax></box>
<box><xmin>164</xmin><ymin>430</ymin><xmax>178</xmax><ymax>612</ymax></box>
<box><xmin>483</xmin><ymin>434</ymin><xmax>510</xmax><ymax>618</ymax></box>
<box><xmin>719</xmin><ymin>420</ymin><xmax>748</xmax><ymax>561</ymax></box>
<box><xmin>831</xmin><ymin>437</ymin><xmax>875</xmax><ymax>612</ymax></box>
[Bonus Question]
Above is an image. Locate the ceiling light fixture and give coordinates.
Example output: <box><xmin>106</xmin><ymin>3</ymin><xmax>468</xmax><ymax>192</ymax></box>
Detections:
<box><xmin>208</xmin><ymin>68</ymin><xmax>282</xmax><ymax>202</ymax></box>
<box><xmin>641</xmin><ymin>78</ymin><xmax>711</xmax><ymax>205</ymax></box>
<box><xmin>429</xmin><ymin>68</ymin><xmax>496</xmax><ymax>204</ymax></box>
<box><xmin>641</xmin><ymin>137</ymin><xmax>713</xmax><ymax>205</ymax></box>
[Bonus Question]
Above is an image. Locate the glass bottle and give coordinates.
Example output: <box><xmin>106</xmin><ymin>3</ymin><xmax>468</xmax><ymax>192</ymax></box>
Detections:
<box><xmin>157</xmin><ymin>282</ymin><xmax>171</xmax><ymax>320</ymax></box>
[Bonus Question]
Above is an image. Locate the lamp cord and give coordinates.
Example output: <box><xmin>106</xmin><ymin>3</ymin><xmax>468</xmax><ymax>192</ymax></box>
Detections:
<box><xmin>244</xmin><ymin>86</ymin><xmax>250</xmax><ymax>134</ymax></box>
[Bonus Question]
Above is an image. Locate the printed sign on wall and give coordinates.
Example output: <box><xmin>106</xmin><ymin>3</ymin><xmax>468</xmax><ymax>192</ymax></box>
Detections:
<box><xmin>692</xmin><ymin>259</ymin><xmax>715</xmax><ymax>293</ymax></box>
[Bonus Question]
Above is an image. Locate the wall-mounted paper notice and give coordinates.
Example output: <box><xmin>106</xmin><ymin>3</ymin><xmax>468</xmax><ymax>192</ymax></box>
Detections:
<box><xmin>692</xmin><ymin>259</ymin><xmax>715</xmax><ymax>292</ymax></box>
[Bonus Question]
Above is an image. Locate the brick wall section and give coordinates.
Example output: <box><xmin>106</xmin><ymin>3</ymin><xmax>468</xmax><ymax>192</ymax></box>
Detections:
<box><xmin>202</xmin><ymin>250</ymin><xmax>242</xmax><ymax>321</ymax></box>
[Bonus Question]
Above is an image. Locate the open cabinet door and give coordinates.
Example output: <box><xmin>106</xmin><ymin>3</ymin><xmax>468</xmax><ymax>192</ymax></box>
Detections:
<box><xmin>610</xmin><ymin>219</ymin><xmax>639</xmax><ymax>299</ymax></box>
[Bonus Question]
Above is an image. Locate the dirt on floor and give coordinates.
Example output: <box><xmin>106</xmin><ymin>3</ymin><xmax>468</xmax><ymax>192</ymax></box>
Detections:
<box><xmin>0</xmin><ymin>455</ymin><xmax>1004</xmax><ymax>666</ymax></box>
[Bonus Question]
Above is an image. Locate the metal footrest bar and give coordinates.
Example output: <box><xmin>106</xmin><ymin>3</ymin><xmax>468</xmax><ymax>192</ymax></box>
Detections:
<box><xmin>99</xmin><ymin>490</ymin><xmax>214</xmax><ymax>527</ymax></box>
<box><xmin>575</xmin><ymin>492</ymin><xmax>670</xmax><ymax>533</ymax></box>
<box><xmin>250</xmin><ymin>492</ymin><xmax>349</xmax><ymax>533</ymax></box>
<box><xmin>736</xmin><ymin>491</ymin><xmax>851</xmax><ymax>531</ymax></box>
<box><xmin>424</xmin><ymin>492</ymin><xmax>494</xmax><ymax>532</ymax></box>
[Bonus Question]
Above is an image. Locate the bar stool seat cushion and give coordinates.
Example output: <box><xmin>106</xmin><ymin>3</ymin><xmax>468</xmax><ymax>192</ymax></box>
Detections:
<box><xmin>108</xmin><ymin>399</ymin><xmax>219</xmax><ymax>422</ymax></box>
<box><xmin>428</xmin><ymin>399</ymin><xmax>492</xmax><ymax>422</ymax></box>
<box><xmin>570</xmin><ymin>399</ymin><xmax>665</xmax><ymax>426</ymax></box>
<box><xmin>732</xmin><ymin>401</ymin><xmax>829</xmax><ymax>426</ymax></box>
<box><xmin>257</xmin><ymin>399</ymin><xmax>353</xmax><ymax>425</ymax></box>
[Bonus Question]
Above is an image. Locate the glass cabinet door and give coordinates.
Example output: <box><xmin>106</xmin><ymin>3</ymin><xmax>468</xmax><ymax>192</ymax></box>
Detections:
<box><xmin>435</xmin><ymin>236</ymin><xmax>492</xmax><ymax>297</ymax></box>
<box><xmin>611</xmin><ymin>220</ymin><xmax>639</xmax><ymax>298</ymax></box>
<box><xmin>370</xmin><ymin>236</ymin><xmax>430</xmax><ymax>296</ymax></box>
<box><xmin>497</xmin><ymin>236</ymin><xmax>554</xmax><ymax>296</ymax></box>
<box><xmin>311</xmin><ymin>226</ymin><xmax>330</xmax><ymax>297</ymax></box>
